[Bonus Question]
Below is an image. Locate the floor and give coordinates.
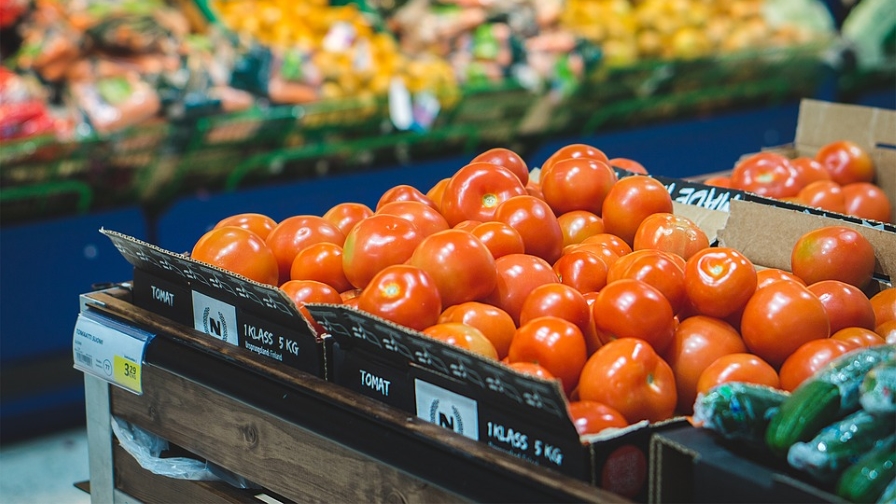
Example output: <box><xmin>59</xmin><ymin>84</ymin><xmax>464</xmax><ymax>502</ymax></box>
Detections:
<box><xmin>0</xmin><ymin>427</ymin><xmax>92</xmax><ymax>504</ymax></box>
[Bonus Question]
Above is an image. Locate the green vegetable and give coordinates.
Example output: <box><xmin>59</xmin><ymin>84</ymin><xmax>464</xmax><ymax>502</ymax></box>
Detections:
<box><xmin>861</xmin><ymin>359</ymin><xmax>896</xmax><ymax>414</ymax></box>
<box><xmin>693</xmin><ymin>382</ymin><xmax>789</xmax><ymax>444</ymax></box>
<box><xmin>836</xmin><ymin>434</ymin><xmax>896</xmax><ymax>503</ymax></box>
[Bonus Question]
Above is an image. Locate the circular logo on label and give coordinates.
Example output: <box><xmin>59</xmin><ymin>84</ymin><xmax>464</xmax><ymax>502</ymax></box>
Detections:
<box><xmin>428</xmin><ymin>399</ymin><xmax>464</xmax><ymax>435</ymax></box>
<box><xmin>601</xmin><ymin>444</ymin><xmax>647</xmax><ymax>499</ymax></box>
<box><xmin>103</xmin><ymin>359</ymin><xmax>112</xmax><ymax>376</ymax></box>
<box><xmin>202</xmin><ymin>307</ymin><xmax>229</xmax><ymax>342</ymax></box>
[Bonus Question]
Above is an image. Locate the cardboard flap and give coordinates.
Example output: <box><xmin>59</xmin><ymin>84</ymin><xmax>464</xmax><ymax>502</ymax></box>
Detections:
<box><xmin>671</xmin><ymin>202</ymin><xmax>729</xmax><ymax>244</ymax></box>
<box><xmin>795</xmin><ymin>99</ymin><xmax>896</xmax><ymax>153</ymax></box>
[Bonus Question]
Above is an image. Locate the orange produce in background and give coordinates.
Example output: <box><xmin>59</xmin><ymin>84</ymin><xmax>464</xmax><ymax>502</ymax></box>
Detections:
<box><xmin>790</xmin><ymin>225</ymin><xmax>876</xmax><ymax>289</ymax></box>
<box><xmin>815</xmin><ymin>140</ymin><xmax>875</xmax><ymax>186</ymax></box>
<box><xmin>191</xmin><ymin>226</ymin><xmax>279</xmax><ymax>286</ymax></box>
<box><xmin>213</xmin><ymin>212</ymin><xmax>277</xmax><ymax>240</ymax></box>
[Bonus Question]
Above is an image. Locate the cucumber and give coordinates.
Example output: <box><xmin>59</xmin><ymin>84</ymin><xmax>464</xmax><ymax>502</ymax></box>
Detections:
<box><xmin>876</xmin><ymin>477</ymin><xmax>896</xmax><ymax>504</ymax></box>
<box><xmin>860</xmin><ymin>359</ymin><xmax>896</xmax><ymax>414</ymax></box>
<box><xmin>836</xmin><ymin>434</ymin><xmax>896</xmax><ymax>503</ymax></box>
<box><xmin>766</xmin><ymin>344</ymin><xmax>896</xmax><ymax>456</ymax></box>
<box><xmin>693</xmin><ymin>382</ymin><xmax>789</xmax><ymax>444</ymax></box>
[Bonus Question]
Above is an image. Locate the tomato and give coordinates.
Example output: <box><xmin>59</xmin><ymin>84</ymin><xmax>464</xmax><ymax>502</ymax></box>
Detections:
<box><xmin>567</xmin><ymin>400</ymin><xmax>629</xmax><ymax>435</ymax></box>
<box><xmin>877</xmin><ymin>320</ymin><xmax>896</xmax><ymax>344</ymax></box>
<box><xmin>191</xmin><ymin>226</ymin><xmax>280</xmax><ymax>286</ymax></box>
<box><xmin>601</xmin><ymin>175</ymin><xmax>674</xmax><ymax>246</ymax></box>
<box><xmin>831</xmin><ymin>327</ymin><xmax>886</xmax><ymax>348</ymax></box>
<box><xmin>214</xmin><ymin>212</ymin><xmax>277</xmax><ymax>240</ymax></box>
<box><xmin>376</xmin><ymin>184</ymin><xmax>437</xmax><ymax>211</ymax></box>
<box><xmin>609</xmin><ymin>157</ymin><xmax>648</xmax><ymax>175</ymax></box>
<box><xmin>608</xmin><ymin>249</ymin><xmax>687</xmax><ymax>315</ymax></box>
<box><xmin>265</xmin><ymin>215</ymin><xmax>346</xmax><ymax>284</ymax></box>
<box><xmin>439</xmin><ymin>302</ymin><xmax>516</xmax><ymax>360</ymax></box>
<box><xmin>357</xmin><ymin>264</ymin><xmax>441</xmax><ymax>331</ymax></box>
<box><xmin>507</xmin><ymin>315</ymin><xmax>588</xmax><ymax>395</ymax></box>
<box><xmin>552</xmin><ymin>250</ymin><xmax>609</xmax><ymax>294</ymax></box>
<box><xmin>740</xmin><ymin>281</ymin><xmax>830</xmax><ymax>368</ymax></box>
<box><xmin>729</xmin><ymin>152</ymin><xmax>802</xmax><ymax>198</ymax></box>
<box><xmin>519</xmin><ymin>283</ymin><xmax>591</xmax><ymax>337</ymax></box>
<box><xmin>797</xmin><ymin>180</ymin><xmax>846</xmax><ymax>214</ymax></box>
<box><xmin>807</xmin><ymin>280</ymin><xmax>876</xmax><ymax>333</ymax></box>
<box><xmin>340</xmin><ymin>287</ymin><xmax>362</xmax><ymax>303</ymax></box>
<box><xmin>376</xmin><ymin>200</ymin><xmax>450</xmax><ymax>237</ymax></box>
<box><xmin>471</xmin><ymin>147</ymin><xmax>529</xmax><ymax>186</ymax></box>
<box><xmin>280</xmin><ymin>279</ymin><xmax>343</xmax><ymax>307</ymax></box>
<box><xmin>540</xmin><ymin>157</ymin><xmax>618</xmax><ymax>216</ymax></box>
<box><xmin>342</xmin><ymin>214</ymin><xmax>424</xmax><ymax>289</ymax></box>
<box><xmin>695</xmin><ymin>353</ymin><xmax>780</xmax><ymax>396</ymax></box>
<box><xmin>322</xmin><ymin>202</ymin><xmax>374</xmax><ymax>236</ymax></box>
<box><xmin>702</xmin><ymin>176</ymin><xmax>731</xmax><ymax>188</ymax></box>
<box><xmin>408</xmin><ymin>229</ymin><xmax>496</xmax><ymax>307</ymax></box>
<box><xmin>540</xmin><ymin>143</ymin><xmax>609</xmax><ymax>180</ymax></box>
<box><xmin>421</xmin><ymin>323</ymin><xmax>499</xmax><ymax>360</ymax></box>
<box><xmin>591</xmin><ymin>278</ymin><xmax>676</xmax><ymax>354</ymax></box>
<box><xmin>493</xmin><ymin>195</ymin><xmax>564</xmax><ymax>264</ymax></box>
<box><xmin>440</xmin><ymin>162</ymin><xmax>527</xmax><ymax>226</ymax></box>
<box><xmin>756</xmin><ymin>268</ymin><xmax>806</xmax><ymax>290</ymax></box>
<box><xmin>779</xmin><ymin>339</ymin><xmax>857</xmax><ymax>392</ymax></box>
<box><xmin>791</xmin><ymin>225</ymin><xmax>876</xmax><ymax>288</ymax></box>
<box><xmin>662</xmin><ymin>315</ymin><xmax>747</xmax><ymax>414</ymax></box>
<box><xmin>484</xmin><ymin>253</ymin><xmax>559</xmax><ymax>326</ymax></box>
<box><xmin>557</xmin><ymin>210</ymin><xmax>604</xmax><ymax>248</ymax></box>
<box><xmin>507</xmin><ymin>361</ymin><xmax>556</xmax><ymax>380</ymax></box>
<box><xmin>684</xmin><ymin>247</ymin><xmax>757</xmax><ymax>319</ymax></box>
<box><xmin>453</xmin><ymin>219</ymin><xmax>482</xmax><ymax>232</ymax></box>
<box><xmin>632</xmin><ymin>212</ymin><xmax>709</xmax><ymax>261</ymax></box>
<box><xmin>425</xmin><ymin>177</ymin><xmax>451</xmax><ymax>209</ymax></box>
<box><xmin>525</xmin><ymin>178</ymin><xmax>544</xmax><ymax>201</ymax></box>
<box><xmin>289</xmin><ymin>242</ymin><xmax>352</xmax><ymax>293</ymax></box>
<box><xmin>469</xmin><ymin>221</ymin><xmax>525</xmax><ymax>259</ymax></box>
<box><xmin>870</xmin><ymin>288</ymin><xmax>896</xmax><ymax>326</ymax></box>
<box><xmin>578</xmin><ymin>338</ymin><xmax>677</xmax><ymax>423</ymax></box>
<box><xmin>567</xmin><ymin>242</ymin><xmax>622</xmax><ymax>270</ymax></box>
<box><xmin>579</xmin><ymin>233</ymin><xmax>633</xmax><ymax>258</ymax></box>
<box><xmin>815</xmin><ymin>140</ymin><xmax>874</xmax><ymax>186</ymax></box>
<box><xmin>842</xmin><ymin>182</ymin><xmax>892</xmax><ymax>223</ymax></box>
<box><xmin>790</xmin><ymin>157</ymin><xmax>831</xmax><ymax>186</ymax></box>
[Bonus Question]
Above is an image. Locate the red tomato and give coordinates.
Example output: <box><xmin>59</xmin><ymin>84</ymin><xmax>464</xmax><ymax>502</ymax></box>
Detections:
<box><xmin>579</xmin><ymin>233</ymin><xmax>633</xmax><ymax>258</ymax></box>
<box><xmin>632</xmin><ymin>212</ymin><xmax>709</xmax><ymax>261</ymax></box>
<box><xmin>525</xmin><ymin>178</ymin><xmax>544</xmax><ymax>200</ymax></box>
<box><xmin>507</xmin><ymin>361</ymin><xmax>556</xmax><ymax>380</ymax></box>
<box><xmin>842</xmin><ymin>182</ymin><xmax>892</xmax><ymax>223</ymax></box>
<box><xmin>756</xmin><ymin>268</ymin><xmax>806</xmax><ymax>290</ymax></box>
<box><xmin>408</xmin><ymin>229</ymin><xmax>497</xmax><ymax>307</ymax></box>
<box><xmin>730</xmin><ymin>152</ymin><xmax>802</xmax><ymax>198</ymax></box>
<box><xmin>591</xmin><ymin>278</ymin><xmax>676</xmax><ymax>354</ymax></box>
<box><xmin>214</xmin><ymin>213</ymin><xmax>277</xmax><ymax>240</ymax></box>
<box><xmin>439</xmin><ymin>302</ymin><xmax>516</xmax><ymax>360</ymax></box>
<box><xmin>453</xmin><ymin>219</ymin><xmax>482</xmax><ymax>232</ymax></box>
<box><xmin>519</xmin><ymin>283</ymin><xmax>591</xmax><ymax>337</ymax></box>
<box><xmin>608</xmin><ymin>249</ymin><xmax>687</xmax><ymax>315</ymax></box>
<box><xmin>870</xmin><ymin>288</ymin><xmax>896</xmax><ymax>326</ymax></box>
<box><xmin>471</xmin><ymin>147</ymin><xmax>529</xmax><ymax>186</ymax></box>
<box><xmin>567</xmin><ymin>242</ymin><xmax>622</xmax><ymax>270</ymax></box>
<box><xmin>376</xmin><ymin>200</ymin><xmax>450</xmax><ymax>237</ymax></box>
<box><xmin>601</xmin><ymin>175</ymin><xmax>674</xmax><ymax>246</ymax></box>
<box><xmin>877</xmin><ymin>320</ymin><xmax>896</xmax><ymax>344</ymax></box>
<box><xmin>740</xmin><ymin>282</ymin><xmax>830</xmax><ymax>368</ymax></box>
<box><xmin>322</xmin><ymin>202</ymin><xmax>374</xmax><ymax>236</ymax></box>
<box><xmin>493</xmin><ymin>195</ymin><xmax>564</xmax><ymax>264</ymax></box>
<box><xmin>540</xmin><ymin>157</ymin><xmax>618</xmax><ymax>216</ymax></box>
<box><xmin>469</xmin><ymin>221</ymin><xmax>526</xmax><ymax>259</ymax></box>
<box><xmin>790</xmin><ymin>157</ymin><xmax>831</xmax><ymax>186</ymax></box>
<box><xmin>567</xmin><ymin>400</ymin><xmax>629</xmax><ymax>435</ymax></box>
<box><xmin>440</xmin><ymin>162</ymin><xmax>527</xmax><ymax>226</ymax></box>
<box><xmin>289</xmin><ymin>242</ymin><xmax>352</xmax><ymax>293</ymax></box>
<box><xmin>557</xmin><ymin>210</ymin><xmax>604</xmax><ymax>248</ymax></box>
<box><xmin>280</xmin><ymin>279</ymin><xmax>343</xmax><ymax>307</ymax></box>
<box><xmin>507</xmin><ymin>316</ymin><xmax>588</xmax><ymax>395</ymax></box>
<box><xmin>807</xmin><ymin>280</ymin><xmax>876</xmax><ymax>333</ymax></box>
<box><xmin>815</xmin><ymin>140</ymin><xmax>874</xmax><ymax>186</ymax></box>
<box><xmin>265</xmin><ymin>215</ymin><xmax>346</xmax><ymax>284</ymax></box>
<box><xmin>342</xmin><ymin>214</ymin><xmax>424</xmax><ymax>289</ymax></box>
<box><xmin>791</xmin><ymin>225</ymin><xmax>876</xmax><ymax>288</ymax></box>
<box><xmin>357</xmin><ymin>264</ymin><xmax>441</xmax><ymax>331</ymax></box>
<box><xmin>426</xmin><ymin>178</ymin><xmax>451</xmax><ymax>209</ymax></box>
<box><xmin>540</xmin><ymin>143</ymin><xmax>609</xmax><ymax>180</ymax></box>
<box><xmin>797</xmin><ymin>180</ymin><xmax>846</xmax><ymax>214</ymax></box>
<box><xmin>552</xmin><ymin>250</ymin><xmax>609</xmax><ymax>294</ymax></box>
<box><xmin>191</xmin><ymin>226</ymin><xmax>280</xmax><ymax>286</ymax></box>
<box><xmin>779</xmin><ymin>339</ymin><xmax>857</xmax><ymax>392</ymax></box>
<box><xmin>609</xmin><ymin>157</ymin><xmax>648</xmax><ymax>175</ymax></box>
<box><xmin>684</xmin><ymin>247</ymin><xmax>757</xmax><ymax>319</ymax></box>
<box><xmin>376</xmin><ymin>184</ymin><xmax>438</xmax><ymax>211</ymax></box>
<box><xmin>831</xmin><ymin>327</ymin><xmax>886</xmax><ymax>348</ymax></box>
<box><xmin>578</xmin><ymin>338</ymin><xmax>677</xmax><ymax>423</ymax></box>
<box><xmin>702</xmin><ymin>176</ymin><xmax>731</xmax><ymax>188</ymax></box>
<box><xmin>695</xmin><ymin>353</ymin><xmax>780</xmax><ymax>395</ymax></box>
<box><xmin>662</xmin><ymin>315</ymin><xmax>747</xmax><ymax>414</ymax></box>
<box><xmin>421</xmin><ymin>323</ymin><xmax>499</xmax><ymax>360</ymax></box>
<box><xmin>484</xmin><ymin>253</ymin><xmax>559</xmax><ymax>326</ymax></box>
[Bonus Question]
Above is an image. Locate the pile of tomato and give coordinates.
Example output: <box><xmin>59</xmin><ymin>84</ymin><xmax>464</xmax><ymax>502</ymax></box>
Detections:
<box><xmin>189</xmin><ymin>143</ymin><xmax>896</xmax><ymax>437</ymax></box>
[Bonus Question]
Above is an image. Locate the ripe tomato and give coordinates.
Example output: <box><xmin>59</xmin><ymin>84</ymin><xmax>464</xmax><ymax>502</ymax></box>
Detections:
<box><xmin>469</xmin><ymin>221</ymin><xmax>525</xmax><ymax>259</ymax></box>
<box><xmin>493</xmin><ymin>195</ymin><xmax>564</xmax><ymax>264</ymax></box>
<box><xmin>790</xmin><ymin>157</ymin><xmax>831</xmax><ymax>186</ymax></box>
<box><xmin>815</xmin><ymin>140</ymin><xmax>874</xmax><ymax>186</ymax></box>
<box><xmin>797</xmin><ymin>180</ymin><xmax>846</xmax><ymax>214</ymax></box>
<box><xmin>519</xmin><ymin>283</ymin><xmax>591</xmax><ymax>337</ymax></box>
<box><xmin>870</xmin><ymin>288</ymin><xmax>896</xmax><ymax>326</ymax></box>
<box><xmin>807</xmin><ymin>280</ymin><xmax>876</xmax><ymax>333</ymax></box>
<box><xmin>557</xmin><ymin>210</ymin><xmax>604</xmax><ymax>248</ymax></box>
<box><xmin>842</xmin><ymin>182</ymin><xmax>892</xmax><ymax>223</ymax></box>
<box><xmin>439</xmin><ymin>302</ymin><xmax>516</xmax><ymax>360</ymax></box>
<box><xmin>609</xmin><ymin>157</ymin><xmax>648</xmax><ymax>174</ymax></box>
<box><xmin>485</xmin><ymin>253</ymin><xmax>559</xmax><ymax>326</ymax></box>
<box><xmin>540</xmin><ymin>157</ymin><xmax>618</xmax><ymax>216</ymax></box>
<box><xmin>552</xmin><ymin>250</ymin><xmax>609</xmax><ymax>294</ymax></box>
<box><xmin>632</xmin><ymin>212</ymin><xmax>709</xmax><ymax>261</ymax></box>
<box><xmin>540</xmin><ymin>143</ymin><xmax>609</xmax><ymax>179</ymax></box>
<box><xmin>608</xmin><ymin>249</ymin><xmax>687</xmax><ymax>315</ymax></box>
<box><xmin>280</xmin><ymin>279</ymin><xmax>343</xmax><ymax>307</ymax></box>
<box><xmin>265</xmin><ymin>215</ymin><xmax>346</xmax><ymax>284</ymax></box>
<box><xmin>756</xmin><ymin>268</ymin><xmax>806</xmax><ymax>290</ymax></box>
<box><xmin>778</xmin><ymin>339</ymin><xmax>857</xmax><ymax>392</ymax></box>
<box><xmin>831</xmin><ymin>327</ymin><xmax>886</xmax><ymax>348</ymax></box>
<box><xmin>342</xmin><ymin>214</ymin><xmax>423</xmax><ymax>289</ymax></box>
<box><xmin>289</xmin><ymin>242</ymin><xmax>351</xmax><ymax>293</ymax></box>
<box><xmin>729</xmin><ymin>152</ymin><xmax>802</xmax><ymax>198</ymax></box>
<box><xmin>376</xmin><ymin>184</ymin><xmax>437</xmax><ymax>211</ymax></box>
<box><xmin>567</xmin><ymin>242</ymin><xmax>622</xmax><ymax>270</ymax></box>
<box><xmin>357</xmin><ymin>264</ymin><xmax>441</xmax><ymax>331</ymax></box>
<box><xmin>507</xmin><ymin>361</ymin><xmax>556</xmax><ymax>380</ymax></box>
<box><xmin>526</xmin><ymin>178</ymin><xmax>544</xmax><ymax>201</ymax></box>
<box><xmin>425</xmin><ymin>178</ymin><xmax>451</xmax><ymax>209</ymax></box>
<box><xmin>471</xmin><ymin>147</ymin><xmax>529</xmax><ymax>186</ymax></box>
<box><xmin>421</xmin><ymin>323</ymin><xmax>498</xmax><ymax>360</ymax></box>
<box><xmin>567</xmin><ymin>400</ymin><xmax>629</xmax><ymax>436</ymax></box>
<box><xmin>601</xmin><ymin>175</ymin><xmax>674</xmax><ymax>245</ymax></box>
<box><xmin>191</xmin><ymin>226</ymin><xmax>280</xmax><ymax>286</ymax></box>
<box><xmin>376</xmin><ymin>200</ymin><xmax>450</xmax><ymax>237</ymax></box>
<box><xmin>214</xmin><ymin>212</ymin><xmax>277</xmax><ymax>240</ymax></box>
<box><xmin>579</xmin><ymin>233</ymin><xmax>633</xmax><ymax>257</ymax></box>
<box><xmin>453</xmin><ymin>219</ymin><xmax>482</xmax><ymax>232</ymax></box>
<box><xmin>740</xmin><ymin>282</ymin><xmax>830</xmax><ymax>368</ymax></box>
<box><xmin>507</xmin><ymin>316</ymin><xmax>588</xmax><ymax>395</ymax></box>
<box><xmin>684</xmin><ymin>247</ymin><xmax>757</xmax><ymax>319</ymax></box>
<box><xmin>702</xmin><ymin>176</ymin><xmax>731</xmax><ymax>188</ymax></box>
<box><xmin>408</xmin><ymin>229</ymin><xmax>496</xmax><ymax>307</ymax></box>
<box><xmin>440</xmin><ymin>162</ymin><xmax>527</xmax><ymax>226</ymax></box>
<box><xmin>791</xmin><ymin>225</ymin><xmax>876</xmax><ymax>288</ymax></box>
<box><xmin>322</xmin><ymin>202</ymin><xmax>374</xmax><ymax>236</ymax></box>
<box><xmin>662</xmin><ymin>315</ymin><xmax>747</xmax><ymax>414</ymax></box>
<box><xmin>591</xmin><ymin>278</ymin><xmax>676</xmax><ymax>354</ymax></box>
<box><xmin>877</xmin><ymin>320</ymin><xmax>896</xmax><ymax>344</ymax></box>
<box><xmin>695</xmin><ymin>353</ymin><xmax>780</xmax><ymax>396</ymax></box>
<box><xmin>578</xmin><ymin>338</ymin><xmax>677</xmax><ymax>423</ymax></box>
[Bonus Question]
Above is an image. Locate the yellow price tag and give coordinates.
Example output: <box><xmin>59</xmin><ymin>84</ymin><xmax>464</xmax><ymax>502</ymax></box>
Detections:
<box><xmin>113</xmin><ymin>355</ymin><xmax>142</xmax><ymax>394</ymax></box>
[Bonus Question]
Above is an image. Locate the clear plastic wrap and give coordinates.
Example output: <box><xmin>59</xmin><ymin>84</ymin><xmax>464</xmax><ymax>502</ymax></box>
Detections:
<box><xmin>692</xmin><ymin>382</ymin><xmax>789</xmax><ymax>444</ymax></box>
<box><xmin>860</xmin><ymin>359</ymin><xmax>896</xmax><ymax>414</ymax></box>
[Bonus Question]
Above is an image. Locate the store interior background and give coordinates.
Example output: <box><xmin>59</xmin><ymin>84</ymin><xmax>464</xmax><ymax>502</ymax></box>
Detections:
<box><xmin>0</xmin><ymin>0</ymin><xmax>893</xmax><ymax>500</ymax></box>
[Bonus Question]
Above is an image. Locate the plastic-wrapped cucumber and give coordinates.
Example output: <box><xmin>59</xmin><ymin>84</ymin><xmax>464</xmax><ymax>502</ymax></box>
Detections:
<box><xmin>788</xmin><ymin>409</ymin><xmax>896</xmax><ymax>482</ymax></box>
<box><xmin>836</xmin><ymin>435</ymin><xmax>896</xmax><ymax>504</ymax></box>
<box><xmin>860</xmin><ymin>359</ymin><xmax>896</xmax><ymax>414</ymax></box>
<box><xmin>693</xmin><ymin>382</ymin><xmax>789</xmax><ymax>444</ymax></box>
<box><xmin>877</xmin><ymin>477</ymin><xmax>896</xmax><ymax>504</ymax></box>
